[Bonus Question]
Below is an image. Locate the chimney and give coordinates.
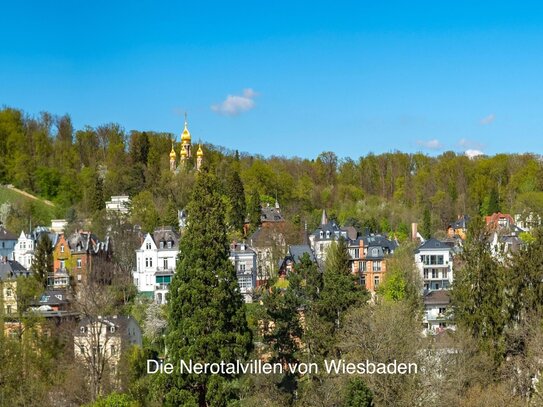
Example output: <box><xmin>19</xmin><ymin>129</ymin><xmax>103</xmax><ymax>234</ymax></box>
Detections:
<box><xmin>411</xmin><ymin>223</ymin><xmax>418</xmax><ymax>242</ymax></box>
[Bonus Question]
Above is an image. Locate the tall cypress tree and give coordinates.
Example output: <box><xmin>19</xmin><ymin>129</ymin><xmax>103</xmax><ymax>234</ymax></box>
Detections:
<box><xmin>225</xmin><ymin>169</ymin><xmax>246</xmax><ymax>233</ymax></box>
<box><xmin>164</xmin><ymin>171</ymin><xmax>252</xmax><ymax>406</ymax></box>
<box><xmin>32</xmin><ymin>233</ymin><xmax>53</xmax><ymax>288</ymax></box>
<box><xmin>247</xmin><ymin>189</ymin><xmax>261</xmax><ymax>233</ymax></box>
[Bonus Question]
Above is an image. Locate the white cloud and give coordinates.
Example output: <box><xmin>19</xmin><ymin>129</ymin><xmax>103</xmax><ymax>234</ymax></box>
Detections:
<box><xmin>211</xmin><ymin>88</ymin><xmax>257</xmax><ymax>116</ymax></box>
<box><xmin>480</xmin><ymin>114</ymin><xmax>495</xmax><ymax>125</ymax></box>
<box><xmin>416</xmin><ymin>139</ymin><xmax>442</xmax><ymax>150</ymax></box>
<box><xmin>465</xmin><ymin>149</ymin><xmax>484</xmax><ymax>159</ymax></box>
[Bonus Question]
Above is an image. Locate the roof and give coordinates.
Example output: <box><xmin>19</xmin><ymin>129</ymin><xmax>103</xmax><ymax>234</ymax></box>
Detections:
<box><xmin>448</xmin><ymin>215</ymin><xmax>470</xmax><ymax>229</ymax></box>
<box><xmin>75</xmin><ymin>315</ymin><xmax>141</xmax><ymax>336</ymax></box>
<box><xmin>311</xmin><ymin>221</ymin><xmax>350</xmax><ymax>241</ymax></box>
<box><xmin>35</xmin><ymin>289</ymin><xmax>71</xmax><ymax>306</ymax></box>
<box><xmin>424</xmin><ymin>290</ymin><xmax>451</xmax><ymax>305</ymax></box>
<box><xmin>152</xmin><ymin>226</ymin><xmax>180</xmax><ymax>249</ymax></box>
<box><xmin>65</xmin><ymin>231</ymin><xmax>110</xmax><ymax>254</ymax></box>
<box><xmin>416</xmin><ymin>238</ymin><xmax>454</xmax><ymax>253</ymax></box>
<box><xmin>288</xmin><ymin>245</ymin><xmax>316</xmax><ymax>263</ymax></box>
<box><xmin>261</xmin><ymin>205</ymin><xmax>284</xmax><ymax>223</ymax></box>
<box><xmin>249</xmin><ymin>227</ymin><xmax>285</xmax><ymax>248</ymax></box>
<box><xmin>0</xmin><ymin>259</ymin><xmax>29</xmax><ymax>280</ymax></box>
<box><xmin>230</xmin><ymin>242</ymin><xmax>256</xmax><ymax>254</ymax></box>
<box><xmin>0</xmin><ymin>225</ymin><xmax>17</xmax><ymax>241</ymax></box>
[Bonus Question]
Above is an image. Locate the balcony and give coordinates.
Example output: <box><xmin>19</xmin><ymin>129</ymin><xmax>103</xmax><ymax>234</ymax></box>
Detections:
<box><xmin>155</xmin><ymin>283</ymin><xmax>170</xmax><ymax>291</ymax></box>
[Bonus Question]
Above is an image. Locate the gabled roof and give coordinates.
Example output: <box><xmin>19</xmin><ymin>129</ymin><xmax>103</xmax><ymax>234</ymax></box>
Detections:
<box><xmin>261</xmin><ymin>205</ymin><xmax>284</xmax><ymax>223</ymax></box>
<box><xmin>0</xmin><ymin>259</ymin><xmax>28</xmax><ymax>280</ymax></box>
<box><xmin>65</xmin><ymin>231</ymin><xmax>109</xmax><ymax>254</ymax></box>
<box><xmin>0</xmin><ymin>225</ymin><xmax>17</xmax><ymax>241</ymax></box>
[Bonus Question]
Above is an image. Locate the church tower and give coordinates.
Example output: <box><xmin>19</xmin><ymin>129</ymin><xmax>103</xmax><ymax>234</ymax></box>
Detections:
<box><xmin>196</xmin><ymin>144</ymin><xmax>204</xmax><ymax>171</ymax></box>
<box><xmin>180</xmin><ymin>114</ymin><xmax>192</xmax><ymax>159</ymax></box>
<box><xmin>169</xmin><ymin>139</ymin><xmax>177</xmax><ymax>172</ymax></box>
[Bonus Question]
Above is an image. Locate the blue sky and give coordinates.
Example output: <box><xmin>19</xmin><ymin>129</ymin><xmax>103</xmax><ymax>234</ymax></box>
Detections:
<box><xmin>1</xmin><ymin>1</ymin><xmax>542</xmax><ymax>159</ymax></box>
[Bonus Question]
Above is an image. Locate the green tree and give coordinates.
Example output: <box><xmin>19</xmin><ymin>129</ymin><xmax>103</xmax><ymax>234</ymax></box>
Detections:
<box><xmin>247</xmin><ymin>189</ymin><xmax>261</xmax><ymax>233</ymax></box>
<box><xmin>32</xmin><ymin>233</ymin><xmax>53</xmax><ymax>288</ymax></box>
<box><xmin>163</xmin><ymin>171</ymin><xmax>252</xmax><ymax>406</ymax></box>
<box><xmin>317</xmin><ymin>238</ymin><xmax>367</xmax><ymax>341</ymax></box>
<box><xmin>421</xmin><ymin>207</ymin><xmax>432</xmax><ymax>239</ymax></box>
<box><xmin>225</xmin><ymin>169</ymin><xmax>246</xmax><ymax>233</ymax></box>
<box><xmin>451</xmin><ymin>217</ymin><xmax>507</xmax><ymax>365</ymax></box>
<box><xmin>130</xmin><ymin>191</ymin><xmax>160</xmax><ymax>233</ymax></box>
<box><xmin>345</xmin><ymin>377</ymin><xmax>374</xmax><ymax>407</ymax></box>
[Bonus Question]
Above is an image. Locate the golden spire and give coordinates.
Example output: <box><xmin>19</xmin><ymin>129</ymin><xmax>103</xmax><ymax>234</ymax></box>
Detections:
<box><xmin>181</xmin><ymin>112</ymin><xmax>191</xmax><ymax>144</ymax></box>
<box><xmin>169</xmin><ymin>138</ymin><xmax>177</xmax><ymax>159</ymax></box>
<box><xmin>197</xmin><ymin>144</ymin><xmax>204</xmax><ymax>157</ymax></box>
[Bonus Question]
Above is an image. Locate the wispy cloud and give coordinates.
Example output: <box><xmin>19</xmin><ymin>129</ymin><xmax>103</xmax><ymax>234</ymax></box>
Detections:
<box><xmin>416</xmin><ymin>139</ymin><xmax>442</xmax><ymax>150</ymax></box>
<box><xmin>211</xmin><ymin>88</ymin><xmax>257</xmax><ymax>116</ymax></box>
<box><xmin>465</xmin><ymin>149</ymin><xmax>484</xmax><ymax>159</ymax></box>
<box><xmin>480</xmin><ymin>113</ymin><xmax>495</xmax><ymax>125</ymax></box>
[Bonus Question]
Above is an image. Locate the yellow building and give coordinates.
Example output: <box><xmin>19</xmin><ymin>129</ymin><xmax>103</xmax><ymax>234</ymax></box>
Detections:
<box><xmin>0</xmin><ymin>259</ymin><xmax>30</xmax><ymax>316</ymax></box>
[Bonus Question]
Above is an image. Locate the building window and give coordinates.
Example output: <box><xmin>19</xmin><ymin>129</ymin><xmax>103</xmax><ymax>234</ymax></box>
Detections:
<box><xmin>442</xmin><ymin>269</ymin><xmax>448</xmax><ymax>279</ymax></box>
<box><xmin>110</xmin><ymin>326</ymin><xmax>116</xmax><ymax>333</ymax></box>
<box><xmin>439</xmin><ymin>307</ymin><xmax>447</xmax><ymax>315</ymax></box>
<box><xmin>374</xmin><ymin>261</ymin><xmax>382</xmax><ymax>272</ymax></box>
<box><xmin>80</xmin><ymin>326</ymin><xmax>86</xmax><ymax>333</ymax></box>
<box><xmin>163</xmin><ymin>258</ymin><xmax>168</xmax><ymax>269</ymax></box>
<box><xmin>77</xmin><ymin>258</ymin><xmax>82</xmax><ymax>268</ymax></box>
<box><xmin>110</xmin><ymin>345</ymin><xmax>116</xmax><ymax>355</ymax></box>
<box><xmin>80</xmin><ymin>345</ymin><xmax>86</xmax><ymax>354</ymax></box>
<box><xmin>167</xmin><ymin>241</ymin><xmax>172</xmax><ymax>249</ymax></box>
<box><xmin>432</xmin><ymin>270</ymin><xmax>438</xmax><ymax>279</ymax></box>
<box><xmin>60</xmin><ymin>244</ymin><xmax>64</xmax><ymax>253</ymax></box>
<box><xmin>146</xmin><ymin>242</ymin><xmax>151</xmax><ymax>250</ymax></box>
<box><xmin>6</xmin><ymin>305</ymin><xmax>12</xmax><ymax>314</ymax></box>
<box><xmin>60</xmin><ymin>260</ymin><xmax>65</xmax><ymax>269</ymax></box>
<box><xmin>424</xmin><ymin>270</ymin><xmax>429</xmax><ymax>279</ymax></box>
<box><xmin>374</xmin><ymin>275</ymin><xmax>380</xmax><ymax>288</ymax></box>
<box><xmin>159</xmin><ymin>241</ymin><xmax>164</xmax><ymax>249</ymax></box>
<box><xmin>6</xmin><ymin>288</ymin><xmax>12</xmax><ymax>297</ymax></box>
<box><xmin>239</xmin><ymin>263</ymin><xmax>246</xmax><ymax>272</ymax></box>
<box><xmin>77</xmin><ymin>274</ymin><xmax>82</xmax><ymax>282</ymax></box>
<box><xmin>354</xmin><ymin>248</ymin><xmax>360</xmax><ymax>258</ymax></box>
<box><xmin>372</xmin><ymin>248</ymin><xmax>378</xmax><ymax>257</ymax></box>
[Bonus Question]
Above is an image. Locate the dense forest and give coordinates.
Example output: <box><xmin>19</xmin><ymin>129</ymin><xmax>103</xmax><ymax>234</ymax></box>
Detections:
<box><xmin>1</xmin><ymin>107</ymin><xmax>543</xmax><ymax>240</ymax></box>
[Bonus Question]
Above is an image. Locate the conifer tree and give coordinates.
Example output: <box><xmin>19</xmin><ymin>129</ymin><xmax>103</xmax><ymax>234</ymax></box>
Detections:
<box><xmin>451</xmin><ymin>217</ymin><xmax>508</xmax><ymax>364</ymax></box>
<box><xmin>247</xmin><ymin>189</ymin><xmax>261</xmax><ymax>233</ymax></box>
<box><xmin>164</xmin><ymin>171</ymin><xmax>252</xmax><ymax>406</ymax></box>
<box><xmin>225</xmin><ymin>169</ymin><xmax>246</xmax><ymax>233</ymax></box>
<box><xmin>32</xmin><ymin>233</ymin><xmax>53</xmax><ymax>288</ymax></box>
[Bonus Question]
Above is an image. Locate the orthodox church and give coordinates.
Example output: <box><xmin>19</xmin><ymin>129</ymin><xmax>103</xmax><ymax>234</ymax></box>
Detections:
<box><xmin>169</xmin><ymin>116</ymin><xmax>204</xmax><ymax>173</ymax></box>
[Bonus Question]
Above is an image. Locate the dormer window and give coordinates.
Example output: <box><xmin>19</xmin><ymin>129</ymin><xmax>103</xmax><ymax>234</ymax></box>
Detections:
<box><xmin>110</xmin><ymin>326</ymin><xmax>116</xmax><ymax>333</ymax></box>
<box><xmin>326</xmin><ymin>231</ymin><xmax>331</xmax><ymax>238</ymax></box>
<box><xmin>167</xmin><ymin>241</ymin><xmax>172</xmax><ymax>249</ymax></box>
<box><xmin>372</xmin><ymin>248</ymin><xmax>378</xmax><ymax>256</ymax></box>
<box><xmin>159</xmin><ymin>241</ymin><xmax>164</xmax><ymax>249</ymax></box>
<box><xmin>320</xmin><ymin>231</ymin><xmax>324</xmax><ymax>238</ymax></box>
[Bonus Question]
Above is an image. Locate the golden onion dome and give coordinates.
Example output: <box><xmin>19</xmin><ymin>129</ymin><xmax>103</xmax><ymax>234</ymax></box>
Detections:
<box><xmin>169</xmin><ymin>144</ymin><xmax>177</xmax><ymax>159</ymax></box>
<box><xmin>180</xmin><ymin>147</ymin><xmax>188</xmax><ymax>157</ymax></box>
<box><xmin>197</xmin><ymin>144</ymin><xmax>204</xmax><ymax>157</ymax></box>
<box><xmin>181</xmin><ymin>119</ymin><xmax>191</xmax><ymax>143</ymax></box>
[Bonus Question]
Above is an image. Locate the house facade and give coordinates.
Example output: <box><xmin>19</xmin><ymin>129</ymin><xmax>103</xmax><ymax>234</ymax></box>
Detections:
<box><xmin>0</xmin><ymin>259</ymin><xmax>30</xmax><ymax>316</ymax></box>
<box><xmin>74</xmin><ymin>315</ymin><xmax>142</xmax><ymax>378</ymax></box>
<box><xmin>133</xmin><ymin>226</ymin><xmax>180</xmax><ymax>304</ymax></box>
<box><xmin>308</xmin><ymin>210</ymin><xmax>354</xmax><ymax>266</ymax></box>
<box><xmin>423</xmin><ymin>290</ymin><xmax>454</xmax><ymax>335</ymax></box>
<box><xmin>349</xmin><ymin>234</ymin><xmax>397</xmax><ymax>294</ymax></box>
<box><xmin>13</xmin><ymin>227</ymin><xmax>58</xmax><ymax>270</ymax></box>
<box><xmin>229</xmin><ymin>242</ymin><xmax>257</xmax><ymax>303</ymax></box>
<box><xmin>0</xmin><ymin>224</ymin><xmax>17</xmax><ymax>260</ymax></box>
<box><xmin>52</xmin><ymin>231</ymin><xmax>111</xmax><ymax>289</ymax></box>
<box><xmin>415</xmin><ymin>238</ymin><xmax>455</xmax><ymax>292</ymax></box>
